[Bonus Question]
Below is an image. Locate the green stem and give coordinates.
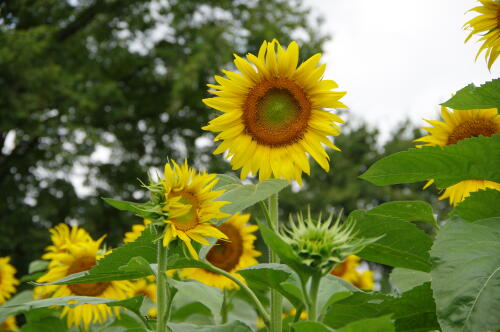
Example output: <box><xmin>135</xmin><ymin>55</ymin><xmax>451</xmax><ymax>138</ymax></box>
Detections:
<box><xmin>308</xmin><ymin>272</ymin><xmax>322</xmax><ymax>321</ymax></box>
<box><xmin>221</xmin><ymin>289</ymin><xmax>229</xmax><ymax>324</ymax></box>
<box><xmin>268</xmin><ymin>193</ymin><xmax>282</xmax><ymax>332</ymax></box>
<box><xmin>156</xmin><ymin>239</ymin><xmax>169</xmax><ymax>332</ymax></box>
<box><xmin>202</xmin><ymin>260</ymin><xmax>270</xmax><ymax>326</ymax></box>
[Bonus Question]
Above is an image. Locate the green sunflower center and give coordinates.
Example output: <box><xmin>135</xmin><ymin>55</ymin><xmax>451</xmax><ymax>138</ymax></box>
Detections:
<box><xmin>205</xmin><ymin>223</ymin><xmax>243</xmax><ymax>272</ymax></box>
<box><xmin>447</xmin><ymin>118</ymin><xmax>499</xmax><ymax>145</ymax></box>
<box><xmin>169</xmin><ymin>191</ymin><xmax>200</xmax><ymax>231</ymax></box>
<box><xmin>67</xmin><ymin>256</ymin><xmax>110</xmax><ymax>296</ymax></box>
<box><xmin>243</xmin><ymin>77</ymin><xmax>312</xmax><ymax>146</ymax></box>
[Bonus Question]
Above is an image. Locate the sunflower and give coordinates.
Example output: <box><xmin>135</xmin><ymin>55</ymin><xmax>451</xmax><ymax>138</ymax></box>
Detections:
<box><xmin>42</xmin><ymin>223</ymin><xmax>93</xmax><ymax>265</ymax></box>
<box><xmin>0</xmin><ymin>316</ymin><xmax>18</xmax><ymax>331</ymax></box>
<box><xmin>464</xmin><ymin>0</ymin><xmax>500</xmax><ymax>69</ymax></box>
<box><xmin>331</xmin><ymin>255</ymin><xmax>374</xmax><ymax>291</ymax></box>
<box><xmin>203</xmin><ymin>40</ymin><xmax>346</xmax><ymax>185</ymax></box>
<box><xmin>36</xmin><ymin>237</ymin><xmax>132</xmax><ymax>330</ymax></box>
<box><xmin>161</xmin><ymin>160</ymin><xmax>229</xmax><ymax>259</ymax></box>
<box><xmin>180</xmin><ymin>213</ymin><xmax>261</xmax><ymax>289</ymax></box>
<box><xmin>123</xmin><ymin>219</ymin><xmax>151</xmax><ymax>244</ymax></box>
<box><xmin>0</xmin><ymin>257</ymin><xmax>19</xmax><ymax>304</ymax></box>
<box><xmin>130</xmin><ymin>277</ymin><xmax>157</xmax><ymax>317</ymax></box>
<box><xmin>415</xmin><ymin>107</ymin><xmax>500</xmax><ymax>205</ymax></box>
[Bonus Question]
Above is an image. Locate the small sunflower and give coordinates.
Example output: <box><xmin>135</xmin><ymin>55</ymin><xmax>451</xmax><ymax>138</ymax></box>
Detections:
<box><xmin>123</xmin><ymin>219</ymin><xmax>151</xmax><ymax>244</ymax></box>
<box><xmin>161</xmin><ymin>160</ymin><xmax>229</xmax><ymax>259</ymax></box>
<box><xmin>0</xmin><ymin>316</ymin><xmax>18</xmax><ymax>331</ymax></box>
<box><xmin>180</xmin><ymin>213</ymin><xmax>261</xmax><ymax>289</ymax></box>
<box><xmin>42</xmin><ymin>223</ymin><xmax>93</xmax><ymax>265</ymax></box>
<box><xmin>0</xmin><ymin>257</ymin><xmax>19</xmax><ymax>305</ymax></box>
<box><xmin>130</xmin><ymin>278</ymin><xmax>157</xmax><ymax>317</ymax></box>
<box><xmin>415</xmin><ymin>106</ymin><xmax>500</xmax><ymax>205</ymax></box>
<box><xmin>464</xmin><ymin>0</ymin><xmax>500</xmax><ymax>69</ymax></box>
<box><xmin>203</xmin><ymin>40</ymin><xmax>346</xmax><ymax>184</ymax></box>
<box><xmin>331</xmin><ymin>255</ymin><xmax>374</xmax><ymax>290</ymax></box>
<box><xmin>36</xmin><ymin>237</ymin><xmax>132</xmax><ymax>330</ymax></box>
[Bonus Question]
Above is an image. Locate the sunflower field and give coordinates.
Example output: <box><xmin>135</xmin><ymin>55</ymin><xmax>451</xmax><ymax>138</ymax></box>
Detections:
<box><xmin>1</xmin><ymin>1</ymin><xmax>499</xmax><ymax>332</ymax></box>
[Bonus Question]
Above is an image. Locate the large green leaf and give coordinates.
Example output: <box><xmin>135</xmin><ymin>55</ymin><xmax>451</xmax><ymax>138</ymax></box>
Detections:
<box><xmin>323</xmin><ymin>283</ymin><xmax>439</xmax><ymax>332</ymax></box>
<box><xmin>360</xmin><ymin>135</ymin><xmax>500</xmax><ymax>187</ymax></box>
<box><xmin>430</xmin><ymin>217</ymin><xmax>500</xmax><ymax>332</ymax></box>
<box><xmin>168</xmin><ymin>321</ymin><xmax>252</xmax><ymax>332</ymax></box>
<box><xmin>390</xmin><ymin>268</ymin><xmax>431</xmax><ymax>293</ymax></box>
<box><xmin>336</xmin><ymin>316</ymin><xmax>395</xmax><ymax>332</ymax></box>
<box><xmin>170</xmin><ymin>279</ymin><xmax>223</xmax><ymax>321</ymax></box>
<box><xmin>34</xmin><ymin>227</ymin><xmax>157</xmax><ymax>285</ymax></box>
<box><xmin>442</xmin><ymin>78</ymin><xmax>500</xmax><ymax>110</ymax></box>
<box><xmin>238</xmin><ymin>263</ymin><xmax>303</xmax><ymax>308</ymax></box>
<box><xmin>216</xmin><ymin>179</ymin><xmax>289</xmax><ymax>214</ymax></box>
<box><xmin>214</xmin><ymin>174</ymin><xmax>241</xmax><ymax>190</ymax></box>
<box><xmin>317</xmin><ymin>275</ymin><xmax>358</xmax><ymax>318</ymax></box>
<box><xmin>349</xmin><ymin>210</ymin><xmax>432</xmax><ymax>272</ymax></box>
<box><xmin>451</xmin><ymin>189</ymin><xmax>500</xmax><ymax>222</ymax></box>
<box><xmin>102</xmin><ymin>198</ymin><xmax>164</xmax><ymax>220</ymax></box>
<box><xmin>368</xmin><ymin>201</ymin><xmax>437</xmax><ymax>227</ymax></box>
<box><xmin>293</xmin><ymin>321</ymin><xmax>335</xmax><ymax>332</ymax></box>
<box><xmin>0</xmin><ymin>296</ymin><xmax>144</xmax><ymax>322</ymax></box>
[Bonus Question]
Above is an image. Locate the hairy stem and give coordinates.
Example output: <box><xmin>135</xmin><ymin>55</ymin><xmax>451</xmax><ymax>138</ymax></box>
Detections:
<box><xmin>268</xmin><ymin>193</ymin><xmax>282</xmax><ymax>332</ymax></box>
<box><xmin>156</xmin><ymin>239</ymin><xmax>169</xmax><ymax>332</ymax></box>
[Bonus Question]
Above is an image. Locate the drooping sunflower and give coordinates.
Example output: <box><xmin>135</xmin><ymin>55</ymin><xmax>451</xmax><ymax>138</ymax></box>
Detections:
<box><xmin>180</xmin><ymin>213</ymin><xmax>261</xmax><ymax>289</ymax></box>
<box><xmin>0</xmin><ymin>257</ymin><xmax>19</xmax><ymax>304</ymax></box>
<box><xmin>415</xmin><ymin>106</ymin><xmax>500</xmax><ymax>205</ymax></box>
<box><xmin>161</xmin><ymin>160</ymin><xmax>229</xmax><ymax>259</ymax></box>
<box><xmin>203</xmin><ymin>40</ymin><xmax>346</xmax><ymax>184</ymax></box>
<box><xmin>123</xmin><ymin>219</ymin><xmax>151</xmax><ymax>244</ymax></box>
<box><xmin>36</xmin><ymin>237</ymin><xmax>132</xmax><ymax>330</ymax></box>
<box><xmin>130</xmin><ymin>277</ymin><xmax>157</xmax><ymax>317</ymax></box>
<box><xmin>331</xmin><ymin>255</ymin><xmax>374</xmax><ymax>291</ymax></box>
<box><xmin>42</xmin><ymin>223</ymin><xmax>93</xmax><ymax>265</ymax></box>
<box><xmin>464</xmin><ymin>0</ymin><xmax>500</xmax><ymax>69</ymax></box>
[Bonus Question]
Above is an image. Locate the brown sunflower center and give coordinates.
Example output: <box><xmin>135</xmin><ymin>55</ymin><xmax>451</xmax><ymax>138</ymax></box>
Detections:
<box><xmin>169</xmin><ymin>191</ymin><xmax>200</xmax><ymax>231</ymax></box>
<box><xmin>447</xmin><ymin>118</ymin><xmax>498</xmax><ymax>145</ymax></box>
<box><xmin>243</xmin><ymin>77</ymin><xmax>311</xmax><ymax>146</ymax></box>
<box><xmin>67</xmin><ymin>256</ymin><xmax>110</xmax><ymax>296</ymax></box>
<box><xmin>205</xmin><ymin>223</ymin><xmax>243</xmax><ymax>272</ymax></box>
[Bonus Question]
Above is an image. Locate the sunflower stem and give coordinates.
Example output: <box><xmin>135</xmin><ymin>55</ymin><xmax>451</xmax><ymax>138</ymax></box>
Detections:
<box><xmin>202</xmin><ymin>259</ymin><xmax>270</xmax><ymax>326</ymax></box>
<box><xmin>308</xmin><ymin>271</ymin><xmax>322</xmax><ymax>321</ymax></box>
<box><xmin>268</xmin><ymin>193</ymin><xmax>283</xmax><ymax>332</ymax></box>
<box><xmin>156</xmin><ymin>238</ymin><xmax>169</xmax><ymax>332</ymax></box>
<box><xmin>221</xmin><ymin>289</ymin><xmax>229</xmax><ymax>324</ymax></box>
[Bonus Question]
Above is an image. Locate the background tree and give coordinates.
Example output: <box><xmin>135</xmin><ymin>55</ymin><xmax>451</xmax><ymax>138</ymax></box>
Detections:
<box><xmin>0</xmin><ymin>0</ymin><xmax>448</xmax><ymax>277</ymax></box>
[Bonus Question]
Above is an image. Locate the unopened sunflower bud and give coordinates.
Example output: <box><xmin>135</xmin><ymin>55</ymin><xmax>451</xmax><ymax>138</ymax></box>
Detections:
<box><xmin>281</xmin><ymin>210</ymin><xmax>378</xmax><ymax>275</ymax></box>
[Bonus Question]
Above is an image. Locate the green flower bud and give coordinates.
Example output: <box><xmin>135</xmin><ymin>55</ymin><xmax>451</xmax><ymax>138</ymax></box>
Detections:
<box><xmin>281</xmin><ymin>210</ymin><xmax>379</xmax><ymax>275</ymax></box>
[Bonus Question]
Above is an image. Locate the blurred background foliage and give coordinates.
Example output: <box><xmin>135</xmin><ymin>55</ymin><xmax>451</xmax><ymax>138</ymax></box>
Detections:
<box><xmin>0</xmin><ymin>0</ymin><xmax>448</xmax><ymax>275</ymax></box>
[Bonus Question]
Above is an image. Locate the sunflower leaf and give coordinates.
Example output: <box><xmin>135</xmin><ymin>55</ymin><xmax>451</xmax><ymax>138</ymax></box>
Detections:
<box><xmin>168</xmin><ymin>320</ymin><xmax>252</xmax><ymax>332</ymax></box>
<box><xmin>216</xmin><ymin>179</ymin><xmax>289</xmax><ymax>214</ymax></box>
<box><xmin>442</xmin><ymin>78</ymin><xmax>500</xmax><ymax>110</ymax></box>
<box><xmin>292</xmin><ymin>321</ymin><xmax>335</xmax><ymax>332</ymax></box>
<box><xmin>451</xmin><ymin>188</ymin><xmax>500</xmax><ymax>222</ymax></box>
<box><xmin>360</xmin><ymin>135</ymin><xmax>500</xmax><ymax>188</ymax></box>
<box><xmin>33</xmin><ymin>226</ymin><xmax>157</xmax><ymax>285</ymax></box>
<box><xmin>390</xmin><ymin>268</ymin><xmax>431</xmax><ymax>294</ymax></box>
<box><xmin>102</xmin><ymin>197</ymin><xmax>164</xmax><ymax>220</ymax></box>
<box><xmin>0</xmin><ymin>296</ymin><xmax>144</xmax><ymax>323</ymax></box>
<box><xmin>238</xmin><ymin>263</ymin><xmax>304</xmax><ymax>308</ymax></box>
<box><xmin>367</xmin><ymin>201</ymin><xmax>437</xmax><ymax>228</ymax></box>
<box><xmin>430</xmin><ymin>216</ymin><xmax>500</xmax><ymax>331</ymax></box>
<box><xmin>323</xmin><ymin>283</ymin><xmax>438</xmax><ymax>331</ymax></box>
<box><xmin>349</xmin><ymin>209</ymin><xmax>433</xmax><ymax>272</ymax></box>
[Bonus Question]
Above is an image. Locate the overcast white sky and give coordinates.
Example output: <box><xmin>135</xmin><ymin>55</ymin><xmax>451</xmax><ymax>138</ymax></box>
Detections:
<box><xmin>305</xmin><ymin>0</ymin><xmax>499</xmax><ymax>139</ymax></box>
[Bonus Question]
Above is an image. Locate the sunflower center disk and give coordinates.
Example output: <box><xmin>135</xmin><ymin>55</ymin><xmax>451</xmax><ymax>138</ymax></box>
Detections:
<box><xmin>244</xmin><ymin>78</ymin><xmax>311</xmax><ymax>146</ymax></box>
<box><xmin>447</xmin><ymin>118</ymin><xmax>498</xmax><ymax>145</ymax></box>
<box><xmin>205</xmin><ymin>223</ymin><xmax>243</xmax><ymax>272</ymax></box>
<box><xmin>67</xmin><ymin>256</ymin><xmax>110</xmax><ymax>296</ymax></box>
<box><xmin>170</xmin><ymin>191</ymin><xmax>200</xmax><ymax>231</ymax></box>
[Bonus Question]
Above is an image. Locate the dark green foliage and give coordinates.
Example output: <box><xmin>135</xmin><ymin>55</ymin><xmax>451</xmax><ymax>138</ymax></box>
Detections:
<box><xmin>0</xmin><ymin>0</ymin><xmax>326</xmax><ymax>274</ymax></box>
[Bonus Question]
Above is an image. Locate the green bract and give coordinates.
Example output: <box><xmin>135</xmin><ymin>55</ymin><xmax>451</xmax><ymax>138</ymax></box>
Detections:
<box><xmin>281</xmin><ymin>211</ymin><xmax>379</xmax><ymax>274</ymax></box>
